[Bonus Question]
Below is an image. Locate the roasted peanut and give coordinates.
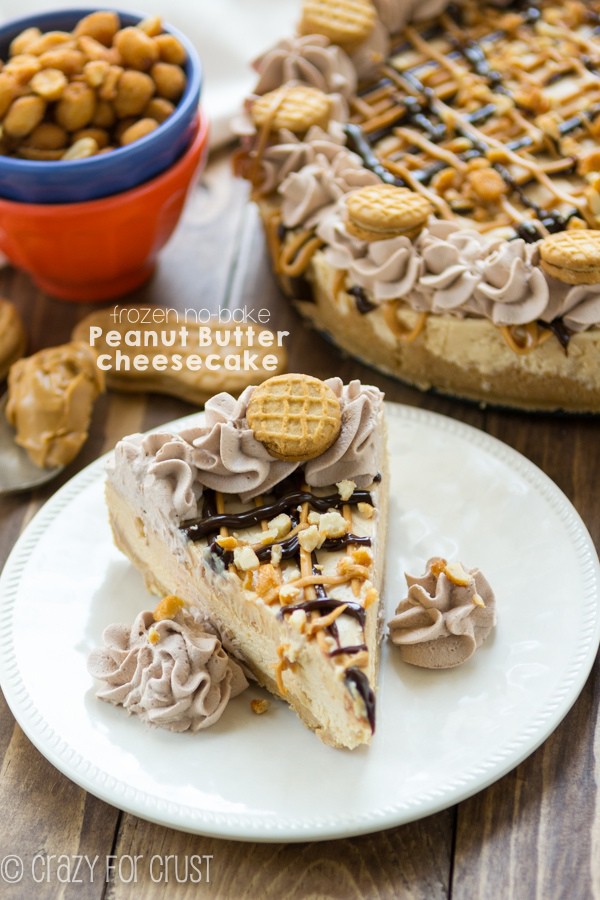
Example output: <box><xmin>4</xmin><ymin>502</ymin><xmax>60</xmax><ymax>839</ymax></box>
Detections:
<box><xmin>90</xmin><ymin>99</ymin><xmax>116</xmax><ymax>128</ymax></box>
<box><xmin>9</xmin><ymin>27</ymin><xmax>42</xmax><ymax>57</ymax></box>
<box><xmin>82</xmin><ymin>59</ymin><xmax>110</xmax><ymax>88</ymax></box>
<box><xmin>4</xmin><ymin>53</ymin><xmax>41</xmax><ymax>84</ymax></box>
<box><xmin>143</xmin><ymin>96</ymin><xmax>175</xmax><ymax>123</ymax></box>
<box><xmin>154</xmin><ymin>34</ymin><xmax>187</xmax><ymax>66</ymax></box>
<box><xmin>17</xmin><ymin>146</ymin><xmax>64</xmax><ymax>160</ymax></box>
<box><xmin>114</xmin><ymin>69</ymin><xmax>154</xmax><ymax>117</ymax></box>
<box><xmin>77</xmin><ymin>35</ymin><xmax>114</xmax><ymax>63</ymax></box>
<box><xmin>3</xmin><ymin>95</ymin><xmax>46</xmax><ymax>138</ymax></box>
<box><xmin>62</xmin><ymin>136</ymin><xmax>98</xmax><ymax>159</ymax></box>
<box><xmin>119</xmin><ymin>117</ymin><xmax>158</xmax><ymax>145</ymax></box>
<box><xmin>73</xmin><ymin>11</ymin><xmax>119</xmax><ymax>47</ymax></box>
<box><xmin>55</xmin><ymin>82</ymin><xmax>96</xmax><ymax>131</ymax></box>
<box><xmin>23</xmin><ymin>121</ymin><xmax>68</xmax><ymax>150</ymax></box>
<box><xmin>98</xmin><ymin>64</ymin><xmax>123</xmax><ymax>101</ymax></box>
<box><xmin>138</xmin><ymin>16</ymin><xmax>163</xmax><ymax>38</ymax></box>
<box><xmin>114</xmin><ymin>27</ymin><xmax>159</xmax><ymax>71</ymax></box>
<box><xmin>72</xmin><ymin>126</ymin><xmax>109</xmax><ymax>149</ymax></box>
<box><xmin>38</xmin><ymin>48</ymin><xmax>85</xmax><ymax>75</ymax></box>
<box><xmin>0</xmin><ymin>72</ymin><xmax>19</xmax><ymax>118</ymax></box>
<box><xmin>26</xmin><ymin>31</ymin><xmax>74</xmax><ymax>56</ymax></box>
<box><xmin>151</xmin><ymin>61</ymin><xmax>186</xmax><ymax>100</ymax></box>
<box><xmin>30</xmin><ymin>67</ymin><xmax>68</xmax><ymax>101</ymax></box>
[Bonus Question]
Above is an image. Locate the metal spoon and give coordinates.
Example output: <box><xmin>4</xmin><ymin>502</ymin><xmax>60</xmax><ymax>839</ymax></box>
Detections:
<box><xmin>0</xmin><ymin>394</ymin><xmax>64</xmax><ymax>496</ymax></box>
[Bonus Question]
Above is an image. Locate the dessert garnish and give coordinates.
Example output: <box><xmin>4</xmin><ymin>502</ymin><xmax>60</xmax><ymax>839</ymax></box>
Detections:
<box><xmin>388</xmin><ymin>557</ymin><xmax>496</xmax><ymax>668</ymax></box>
<box><xmin>87</xmin><ymin>596</ymin><xmax>248</xmax><ymax>732</ymax></box>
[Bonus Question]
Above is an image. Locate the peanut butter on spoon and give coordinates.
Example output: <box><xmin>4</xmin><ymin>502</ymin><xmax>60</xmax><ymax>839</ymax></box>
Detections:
<box><xmin>5</xmin><ymin>342</ymin><xmax>104</xmax><ymax>469</ymax></box>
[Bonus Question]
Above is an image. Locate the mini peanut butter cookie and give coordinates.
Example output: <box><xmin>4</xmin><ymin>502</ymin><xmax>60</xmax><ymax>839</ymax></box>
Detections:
<box><xmin>346</xmin><ymin>184</ymin><xmax>433</xmax><ymax>242</ymax></box>
<box><xmin>71</xmin><ymin>308</ymin><xmax>287</xmax><ymax>404</ymax></box>
<box><xmin>539</xmin><ymin>230</ymin><xmax>600</xmax><ymax>285</ymax></box>
<box><xmin>250</xmin><ymin>85</ymin><xmax>332</xmax><ymax>134</ymax></box>
<box><xmin>246</xmin><ymin>373</ymin><xmax>342</xmax><ymax>462</ymax></box>
<box><xmin>299</xmin><ymin>0</ymin><xmax>376</xmax><ymax>50</ymax></box>
<box><xmin>6</xmin><ymin>342</ymin><xmax>105</xmax><ymax>469</ymax></box>
<box><xmin>0</xmin><ymin>298</ymin><xmax>26</xmax><ymax>382</ymax></box>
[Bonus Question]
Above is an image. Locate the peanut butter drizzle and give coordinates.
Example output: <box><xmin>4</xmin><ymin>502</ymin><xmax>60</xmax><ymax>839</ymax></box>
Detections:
<box><xmin>382</xmin><ymin>303</ymin><xmax>428</xmax><ymax>342</ymax></box>
<box><xmin>499</xmin><ymin>322</ymin><xmax>553</xmax><ymax>355</ymax></box>
<box><xmin>279</xmin><ymin>230</ymin><xmax>324</xmax><ymax>277</ymax></box>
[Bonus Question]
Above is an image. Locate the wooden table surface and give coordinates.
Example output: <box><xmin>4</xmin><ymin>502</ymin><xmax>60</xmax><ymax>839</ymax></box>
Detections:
<box><xmin>0</xmin><ymin>150</ymin><xmax>599</xmax><ymax>900</ymax></box>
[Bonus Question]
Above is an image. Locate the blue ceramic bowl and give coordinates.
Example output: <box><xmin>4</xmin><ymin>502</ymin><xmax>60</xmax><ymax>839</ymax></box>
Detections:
<box><xmin>0</xmin><ymin>8</ymin><xmax>202</xmax><ymax>203</ymax></box>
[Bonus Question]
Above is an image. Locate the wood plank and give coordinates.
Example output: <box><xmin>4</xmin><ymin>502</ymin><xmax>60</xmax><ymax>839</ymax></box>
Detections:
<box><xmin>109</xmin><ymin>811</ymin><xmax>453</xmax><ymax>899</ymax></box>
<box><xmin>0</xmin><ymin>724</ymin><xmax>119</xmax><ymax>900</ymax></box>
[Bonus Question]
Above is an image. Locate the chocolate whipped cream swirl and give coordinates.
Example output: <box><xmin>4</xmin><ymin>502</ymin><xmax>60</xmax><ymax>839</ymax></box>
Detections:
<box><xmin>543</xmin><ymin>281</ymin><xmax>600</xmax><ymax>332</ymax></box>
<box><xmin>132</xmin><ymin>378</ymin><xmax>383</xmax><ymax>504</ymax></box>
<box><xmin>256</xmin><ymin>125</ymin><xmax>346</xmax><ymax>196</ymax></box>
<box><xmin>389</xmin><ymin>558</ymin><xmax>496</xmax><ymax>668</ymax></box>
<box><xmin>348</xmin><ymin>236</ymin><xmax>423</xmax><ymax>303</ymax></box>
<box><xmin>280</xmin><ymin>148</ymin><xmax>379</xmax><ymax>229</ymax></box>
<box><xmin>88</xmin><ymin>610</ymin><xmax>248</xmax><ymax>732</ymax></box>
<box><xmin>253</xmin><ymin>34</ymin><xmax>357</xmax><ymax>98</ymax></box>
<box><xmin>304</xmin><ymin>378</ymin><xmax>383</xmax><ymax>487</ymax></box>
<box><xmin>474</xmin><ymin>241</ymin><xmax>550</xmax><ymax>326</ymax></box>
<box><xmin>181</xmin><ymin>386</ymin><xmax>298</xmax><ymax>501</ymax></box>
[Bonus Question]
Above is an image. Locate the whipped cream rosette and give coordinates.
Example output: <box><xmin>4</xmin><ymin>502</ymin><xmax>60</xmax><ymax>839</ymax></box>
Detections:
<box><xmin>88</xmin><ymin>605</ymin><xmax>248</xmax><ymax>733</ymax></box>
<box><xmin>389</xmin><ymin>558</ymin><xmax>496</xmax><ymax>669</ymax></box>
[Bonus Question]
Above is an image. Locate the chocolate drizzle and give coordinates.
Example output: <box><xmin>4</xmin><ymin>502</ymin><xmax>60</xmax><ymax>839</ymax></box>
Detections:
<box><xmin>538</xmin><ymin>319</ymin><xmax>573</xmax><ymax>352</ymax></box>
<box><xmin>345</xmin><ymin>667</ymin><xmax>376</xmax><ymax>733</ymax></box>
<box><xmin>347</xmin><ymin>285</ymin><xmax>377</xmax><ymax>314</ymax></box>
<box><xmin>182</xmin><ymin>489</ymin><xmax>373</xmax><ymax>541</ymax></box>
<box><xmin>278</xmin><ymin>597</ymin><xmax>366</xmax><ymax>628</ymax></box>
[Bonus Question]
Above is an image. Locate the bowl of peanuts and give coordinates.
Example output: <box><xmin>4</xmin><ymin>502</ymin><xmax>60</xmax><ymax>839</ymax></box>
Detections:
<box><xmin>0</xmin><ymin>8</ymin><xmax>202</xmax><ymax>203</ymax></box>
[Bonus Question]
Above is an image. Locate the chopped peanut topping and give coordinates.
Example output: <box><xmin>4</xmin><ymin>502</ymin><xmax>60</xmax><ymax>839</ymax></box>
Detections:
<box><xmin>288</xmin><ymin>608</ymin><xmax>307</xmax><ymax>631</ymax></box>
<box><xmin>472</xmin><ymin>592</ymin><xmax>486</xmax><ymax>608</ymax></box>
<box><xmin>336</xmin><ymin>479</ymin><xmax>356</xmax><ymax>502</ymax></box>
<box><xmin>270</xmin><ymin>543</ymin><xmax>283</xmax><ymax>566</ymax></box>
<box><xmin>153</xmin><ymin>594</ymin><xmax>184</xmax><ymax>621</ymax></box>
<box><xmin>357</xmin><ymin>502</ymin><xmax>374</xmax><ymax>519</ymax></box>
<box><xmin>233</xmin><ymin>545</ymin><xmax>260</xmax><ymax>572</ymax></box>
<box><xmin>351</xmin><ymin>547</ymin><xmax>372</xmax><ymax>567</ymax></box>
<box><xmin>279</xmin><ymin>583</ymin><xmax>302</xmax><ymax>605</ymax></box>
<box><xmin>147</xmin><ymin>626</ymin><xmax>160</xmax><ymax>645</ymax></box>
<box><xmin>307</xmin><ymin>511</ymin><xmax>320</xmax><ymax>526</ymax></box>
<box><xmin>268</xmin><ymin>513</ymin><xmax>292</xmax><ymax>538</ymax></box>
<box><xmin>216</xmin><ymin>535</ymin><xmax>238</xmax><ymax>550</ymax></box>
<box><xmin>250</xmin><ymin>698</ymin><xmax>271</xmax><ymax>715</ymax></box>
<box><xmin>298</xmin><ymin>524</ymin><xmax>321</xmax><ymax>553</ymax></box>
<box><xmin>253</xmin><ymin>563</ymin><xmax>281</xmax><ymax>599</ymax></box>
<box><xmin>318</xmin><ymin>510</ymin><xmax>349</xmax><ymax>539</ymax></box>
<box><xmin>445</xmin><ymin>561</ymin><xmax>471</xmax><ymax>586</ymax></box>
<box><xmin>467</xmin><ymin>167</ymin><xmax>507</xmax><ymax>204</ymax></box>
<box><xmin>430</xmin><ymin>557</ymin><xmax>447</xmax><ymax>577</ymax></box>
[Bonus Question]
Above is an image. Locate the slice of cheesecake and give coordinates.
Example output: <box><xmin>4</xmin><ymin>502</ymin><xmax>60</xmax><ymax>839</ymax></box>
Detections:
<box><xmin>106</xmin><ymin>374</ymin><xmax>388</xmax><ymax>748</ymax></box>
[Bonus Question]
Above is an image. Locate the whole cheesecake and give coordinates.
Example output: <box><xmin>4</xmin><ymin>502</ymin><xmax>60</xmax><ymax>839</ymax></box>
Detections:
<box><xmin>234</xmin><ymin>0</ymin><xmax>600</xmax><ymax>412</ymax></box>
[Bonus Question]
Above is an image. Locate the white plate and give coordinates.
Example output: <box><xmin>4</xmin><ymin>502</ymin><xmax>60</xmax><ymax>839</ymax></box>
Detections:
<box><xmin>1</xmin><ymin>404</ymin><xmax>599</xmax><ymax>842</ymax></box>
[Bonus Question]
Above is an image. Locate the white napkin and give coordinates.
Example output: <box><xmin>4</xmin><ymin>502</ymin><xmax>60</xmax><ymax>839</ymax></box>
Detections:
<box><xmin>0</xmin><ymin>0</ymin><xmax>300</xmax><ymax>147</ymax></box>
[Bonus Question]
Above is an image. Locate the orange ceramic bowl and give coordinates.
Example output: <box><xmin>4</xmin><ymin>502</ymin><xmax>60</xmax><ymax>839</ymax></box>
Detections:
<box><xmin>0</xmin><ymin>109</ymin><xmax>209</xmax><ymax>302</ymax></box>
